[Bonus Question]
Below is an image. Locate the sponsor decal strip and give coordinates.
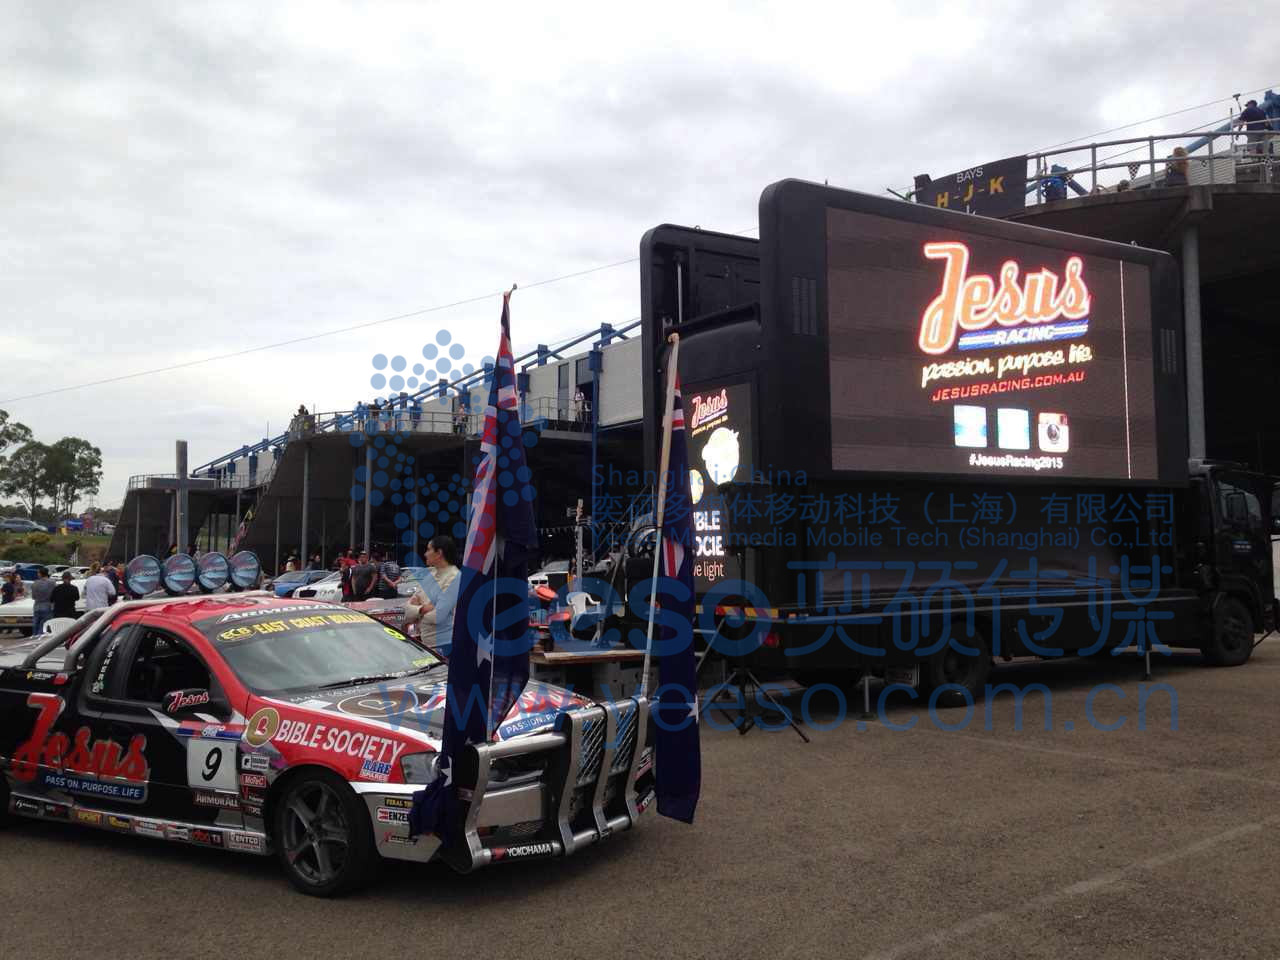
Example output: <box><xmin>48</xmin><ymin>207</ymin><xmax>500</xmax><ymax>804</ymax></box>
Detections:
<box><xmin>271</xmin><ymin>718</ymin><xmax>409</xmax><ymax>767</ymax></box>
<box><xmin>260</xmin><ymin>697</ymin><xmax>437</xmax><ymax>749</ymax></box>
<box><xmin>193</xmin><ymin>791</ymin><xmax>241</xmax><ymax>810</ymax></box>
<box><xmin>491</xmin><ymin>842</ymin><xmax>558</xmax><ymax>861</ymax></box>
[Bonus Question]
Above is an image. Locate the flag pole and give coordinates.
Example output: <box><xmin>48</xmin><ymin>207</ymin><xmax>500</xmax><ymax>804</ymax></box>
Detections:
<box><xmin>640</xmin><ymin>332</ymin><xmax>680</xmax><ymax>700</ymax></box>
<box><xmin>484</xmin><ymin>285</ymin><xmax>516</xmax><ymax>739</ymax></box>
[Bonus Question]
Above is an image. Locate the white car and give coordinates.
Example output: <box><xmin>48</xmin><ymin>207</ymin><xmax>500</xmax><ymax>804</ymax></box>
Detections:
<box><xmin>294</xmin><ymin>570</ymin><xmax>343</xmax><ymax>602</ymax></box>
<box><xmin>0</xmin><ymin>579</ymin><xmax>88</xmax><ymax>635</ymax></box>
<box><xmin>294</xmin><ymin>567</ymin><xmax>427</xmax><ymax>604</ymax></box>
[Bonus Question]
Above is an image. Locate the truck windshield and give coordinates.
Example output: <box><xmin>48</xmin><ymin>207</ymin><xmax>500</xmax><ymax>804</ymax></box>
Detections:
<box><xmin>194</xmin><ymin>608</ymin><xmax>443</xmax><ymax>694</ymax></box>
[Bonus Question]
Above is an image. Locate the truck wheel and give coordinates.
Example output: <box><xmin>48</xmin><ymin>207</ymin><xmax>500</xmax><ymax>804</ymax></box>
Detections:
<box><xmin>1201</xmin><ymin>596</ymin><xmax>1254</xmax><ymax>667</ymax></box>
<box><xmin>273</xmin><ymin>770</ymin><xmax>377</xmax><ymax>897</ymax></box>
<box><xmin>794</xmin><ymin>669</ymin><xmax>862</xmax><ymax>691</ymax></box>
<box><xmin>922</xmin><ymin>634</ymin><xmax>991</xmax><ymax>708</ymax></box>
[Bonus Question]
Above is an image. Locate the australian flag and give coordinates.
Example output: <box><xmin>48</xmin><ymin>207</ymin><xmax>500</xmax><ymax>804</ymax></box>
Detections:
<box><xmin>410</xmin><ymin>292</ymin><xmax>538</xmax><ymax>841</ymax></box>
<box><xmin>655</xmin><ymin>377</ymin><xmax>701</xmax><ymax>824</ymax></box>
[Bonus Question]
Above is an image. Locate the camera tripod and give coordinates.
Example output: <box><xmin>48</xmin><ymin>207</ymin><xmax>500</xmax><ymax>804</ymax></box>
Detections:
<box><xmin>695</xmin><ymin>646</ymin><xmax>810</xmax><ymax>743</ymax></box>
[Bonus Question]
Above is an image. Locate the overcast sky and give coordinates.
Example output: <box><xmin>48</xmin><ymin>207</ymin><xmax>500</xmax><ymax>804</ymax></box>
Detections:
<box><xmin>2</xmin><ymin>1</ymin><xmax>1275</xmax><ymax>507</ymax></box>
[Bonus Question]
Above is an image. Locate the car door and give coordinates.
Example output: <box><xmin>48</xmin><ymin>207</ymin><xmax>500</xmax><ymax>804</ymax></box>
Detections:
<box><xmin>79</xmin><ymin>623</ymin><xmax>242</xmax><ymax>827</ymax></box>
<box><xmin>3</xmin><ymin>621</ymin><xmax>141</xmax><ymax>817</ymax></box>
<box><xmin>1216</xmin><ymin>472</ymin><xmax>1271</xmax><ymax>606</ymax></box>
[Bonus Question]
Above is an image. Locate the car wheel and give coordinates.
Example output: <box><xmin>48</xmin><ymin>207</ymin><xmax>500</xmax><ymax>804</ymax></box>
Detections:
<box><xmin>921</xmin><ymin>632</ymin><xmax>991</xmax><ymax>708</ymax></box>
<box><xmin>1201</xmin><ymin>596</ymin><xmax>1254</xmax><ymax>667</ymax></box>
<box><xmin>273</xmin><ymin>770</ymin><xmax>376</xmax><ymax>897</ymax></box>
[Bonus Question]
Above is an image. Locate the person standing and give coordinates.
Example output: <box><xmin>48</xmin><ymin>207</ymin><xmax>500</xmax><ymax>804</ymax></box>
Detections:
<box><xmin>103</xmin><ymin>560</ymin><xmax>122</xmax><ymax>604</ymax></box>
<box><xmin>83</xmin><ymin>564</ymin><xmax>117</xmax><ymax>610</ymax></box>
<box><xmin>51</xmin><ymin>572</ymin><xmax>80</xmax><ymax>620</ymax></box>
<box><xmin>404</xmin><ymin>536</ymin><xmax>461</xmax><ymax>651</ymax></box>
<box><xmin>376</xmin><ymin>555</ymin><xmax>401</xmax><ymax>600</ymax></box>
<box><xmin>29</xmin><ymin>567</ymin><xmax>55</xmax><ymax>636</ymax></box>
<box><xmin>2</xmin><ymin>572</ymin><xmax>21</xmax><ymax>604</ymax></box>
<box><xmin>1236</xmin><ymin>99</ymin><xmax>1269</xmax><ymax>155</ymax></box>
<box><xmin>349</xmin><ymin>551</ymin><xmax>378</xmax><ymax>601</ymax></box>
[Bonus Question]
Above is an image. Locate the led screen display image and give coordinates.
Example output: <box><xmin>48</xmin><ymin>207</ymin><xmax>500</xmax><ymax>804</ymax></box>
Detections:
<box><xmin>827</xmin><ymin>207</ymin><xmax>1158</xmax><ymax>480</ymax></box>
<box><xmin>684</xmin><ymin>380</ymin><xmax>754</xmax><ymax>589</ymax></box>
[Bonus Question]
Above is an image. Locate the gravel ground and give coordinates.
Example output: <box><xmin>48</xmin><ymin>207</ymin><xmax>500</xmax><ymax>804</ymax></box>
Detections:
<box><xmin>3</xmin><ymin>643</ymin><xmax>1279</xmax><ymax>959</ymax></box>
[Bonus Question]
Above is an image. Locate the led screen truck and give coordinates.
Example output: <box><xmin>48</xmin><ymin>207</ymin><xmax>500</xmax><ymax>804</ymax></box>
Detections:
<box><xmin>637</xmin><ymin>181</ymin><xmax>1279</xmax><ymax>702</ymax></box>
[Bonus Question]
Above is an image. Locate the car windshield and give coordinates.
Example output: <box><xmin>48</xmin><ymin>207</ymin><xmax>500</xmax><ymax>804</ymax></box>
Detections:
<box><xmin>194</xmin><ymin>606</ymin><xmax>444</xmax><ymax>694</ymax></box>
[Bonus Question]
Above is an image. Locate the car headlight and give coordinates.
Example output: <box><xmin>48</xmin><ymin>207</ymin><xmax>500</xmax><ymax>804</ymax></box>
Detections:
<box><xmin>399</xmin><ymin>752</ymin><xmax>439</xmax><ymax>785</ymax></box>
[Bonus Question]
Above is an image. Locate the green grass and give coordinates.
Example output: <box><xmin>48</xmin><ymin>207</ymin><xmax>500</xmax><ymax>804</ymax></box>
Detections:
<box><xmin>0</xmin><ymin>533</ymin><xmax>112</xmax><ymax>564</ymax></box>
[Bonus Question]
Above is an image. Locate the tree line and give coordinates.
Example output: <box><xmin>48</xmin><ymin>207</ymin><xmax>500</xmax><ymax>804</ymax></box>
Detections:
<box><xmin>0</xmin><ymin>409</ymin><xmax>104</xmax><ymax>520</ymax></box>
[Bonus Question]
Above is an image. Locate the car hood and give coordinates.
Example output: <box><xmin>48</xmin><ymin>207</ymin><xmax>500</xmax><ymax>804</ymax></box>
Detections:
<box><xmin>273</xmin><ymin>674</ymin><xmax>594</xmax><ymax>741</ymax></box>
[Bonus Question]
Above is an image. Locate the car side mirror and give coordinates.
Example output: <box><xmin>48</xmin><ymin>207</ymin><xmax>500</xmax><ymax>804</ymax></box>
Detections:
<box><xmin>163</xmin><ymin>688</ymin><xmax>228</xmax><ymax>718</ymax></box>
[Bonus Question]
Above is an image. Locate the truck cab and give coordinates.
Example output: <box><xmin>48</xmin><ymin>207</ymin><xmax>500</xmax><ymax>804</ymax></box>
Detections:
<box><xmin>1189</xmin><ymin>459</ymin><xmax>1280</xmax><ymax>636</ymax></box>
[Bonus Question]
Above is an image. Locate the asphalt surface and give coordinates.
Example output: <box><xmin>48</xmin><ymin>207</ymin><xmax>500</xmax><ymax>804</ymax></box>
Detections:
<box><xmin>4</xmin><ymin>642</ymin><xmax>1280</xmax><ymax>959</ymax></box>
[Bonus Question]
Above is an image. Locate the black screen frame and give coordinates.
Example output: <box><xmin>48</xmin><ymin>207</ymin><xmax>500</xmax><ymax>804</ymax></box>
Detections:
<box><xmin>758</xmin><ymin>179</ymin><xmax>1188</xmax><ymax>486</ymax></box>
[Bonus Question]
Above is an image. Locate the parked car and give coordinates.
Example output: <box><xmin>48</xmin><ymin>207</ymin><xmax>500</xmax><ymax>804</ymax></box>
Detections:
<box><xmin>294</xmin><ymin>570</ymin><xmax>342</xmax><ymax>602</ymax></box>
<box><xmin>0</xmin><ymin>518</ymin><xmax>44</xmax><ymax>534</ymax></box>
<box><xmin>261</xmin><ymin>569</ymin><xmax>333</xmax><ymax>598</ymax></box>
<box><xmin>396</xmin><ymin>566</ymin><xmax>429</xmax><ymax>596</ymax></box>
<box><xmin>0</xmin><ymin>584</ymin><xmax>88</xmax><ymax>635</ymax></box>
<box><xmin>0</xmin><ymin>594</ymin><xmax>655</xmax><ymax>896</ymax></box>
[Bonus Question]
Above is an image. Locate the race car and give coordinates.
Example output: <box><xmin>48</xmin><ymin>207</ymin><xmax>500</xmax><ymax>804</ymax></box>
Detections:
<box><xmin>0</xmin><ymin>593</ymin><xmax>655</xmax><ymax>897</ymax></box>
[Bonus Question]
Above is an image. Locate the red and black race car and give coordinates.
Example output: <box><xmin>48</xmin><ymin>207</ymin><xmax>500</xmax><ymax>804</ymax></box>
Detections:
<box><xmin>0</xmin><ymin>593</ymin><xmax>655</xmax><ymax>896</ymax></box>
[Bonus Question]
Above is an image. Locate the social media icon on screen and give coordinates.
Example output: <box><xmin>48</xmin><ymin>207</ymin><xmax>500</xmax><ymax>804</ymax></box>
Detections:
<box><xmin>1038</xmin><ymin>412</ymin><xmax>1069</xmax><ymax>452</ymax></box>
<box><xmin>997</xmin><ymin>408</ymin><xmax>1031</xmax><ymax>450</ymax></box>
<box><xmin>953</xmin><ymin>405</ymin><xmax>988</xmax><ymax>448</ymax></box>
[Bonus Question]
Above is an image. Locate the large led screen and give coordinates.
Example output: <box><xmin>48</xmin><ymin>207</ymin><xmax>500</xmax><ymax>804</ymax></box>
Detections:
<box><xmin>827</xmin><ymin>207</ymin><xmax>1158</xmax><ymax>480</ymax></box>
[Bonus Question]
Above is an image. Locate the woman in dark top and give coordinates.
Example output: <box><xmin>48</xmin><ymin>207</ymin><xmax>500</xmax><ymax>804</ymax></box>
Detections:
<box><xmin>2</xmin><ymin>572</ymin><xmax>24</xmax><ymax>604</ymax></box>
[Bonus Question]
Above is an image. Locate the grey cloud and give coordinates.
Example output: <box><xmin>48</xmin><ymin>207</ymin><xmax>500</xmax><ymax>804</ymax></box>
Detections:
<box><xmin>1</xmin><ymin>0</ymin><xmax>1273</xmax><ymax>503</ymax></box>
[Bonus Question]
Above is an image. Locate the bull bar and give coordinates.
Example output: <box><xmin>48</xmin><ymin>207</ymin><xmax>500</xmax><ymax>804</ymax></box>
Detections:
<box><xmin>445</xmin><ymin>696</ymin><xmax>653</xmax><ymax>871</ymax></box>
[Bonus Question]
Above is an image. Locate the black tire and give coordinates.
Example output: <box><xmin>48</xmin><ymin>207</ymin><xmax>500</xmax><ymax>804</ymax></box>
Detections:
<box><xmin>793</xmin><ymin>669</ymin><xmax>863</xmax><ymax>692</ymax></box>
<box><xmin>273</xmin><ymin>769</ymin><xmax>377</xmax><ymax>897</ymax></box>
<box><xmin>1201</xmin><ymin>596</ymin><xmax>1255</xmax><ymax>667</ymax></box>
<box><xmin>921</xmin><ymin>632</ymin><xmax>991</xmax><ymax>708</ymax></box>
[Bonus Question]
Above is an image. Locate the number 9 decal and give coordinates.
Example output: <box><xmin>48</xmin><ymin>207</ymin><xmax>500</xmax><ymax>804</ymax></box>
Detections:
<box><xmin>187</xmin><ymin>740</ymin><xmax>237</xmax><ymax>794</ymax></box>
<box><xmin>202</xmin><ymin>749</ymin><xmax>222</xmax><ymax>782</ymax></box>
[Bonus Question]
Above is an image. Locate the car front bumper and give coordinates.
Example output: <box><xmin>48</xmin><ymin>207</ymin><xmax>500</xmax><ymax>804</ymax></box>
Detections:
<box><xmin>356</xmin><ymin>697</ymin><xmax>654</xmax><ymax>869</ymax></box>
<box><xmin>0</xmin><ymin>614</ymin><xmax>32</xmax><ymax>633</ymax></box>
